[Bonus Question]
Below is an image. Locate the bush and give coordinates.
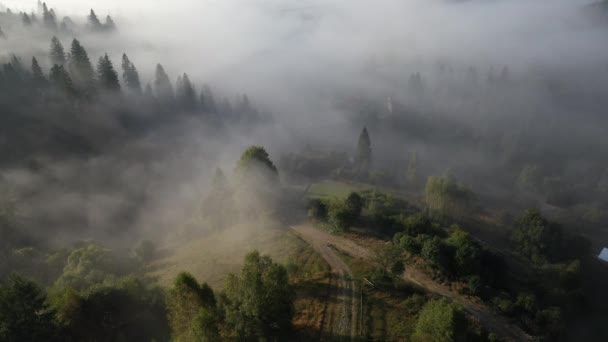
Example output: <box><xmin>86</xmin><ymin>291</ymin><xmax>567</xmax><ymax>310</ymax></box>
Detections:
<box><xmin>306</xmin><ymin>198</ymin><xmax>327</xmax><ymax>221</ymax></box>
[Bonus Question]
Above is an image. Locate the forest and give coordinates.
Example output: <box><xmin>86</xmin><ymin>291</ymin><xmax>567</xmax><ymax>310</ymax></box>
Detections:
<box><xmin>1</xmin><ymin>0</ymin><xmax>608</xmax><ymax>341</ymax></box>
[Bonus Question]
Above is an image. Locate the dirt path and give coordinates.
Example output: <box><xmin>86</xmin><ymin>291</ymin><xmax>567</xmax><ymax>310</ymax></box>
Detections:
<box><xmin>291</xmin><ymin>224</ymin><xmax>531</xmax><ymax>342</ymax></box>
<box><xmin>291</xmin><ymin>225</ymin><xmax>359</xmax><ymax>341</ymax></box>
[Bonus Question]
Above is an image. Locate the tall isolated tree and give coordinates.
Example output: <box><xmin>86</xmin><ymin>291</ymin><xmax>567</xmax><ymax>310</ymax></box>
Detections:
<box><xmin>68</xmin><ymin>39</ymin><xmax>96</xmax><ymax>96</ymax></box>
<box><xmin>121</xmin><ymin>54</ymin><xmax>141</xmax><ymax>94</ymax></box>
<box><xmin>154</xmin><ymin>64</ymin><xmax>174</xmax><ymax>100</ymax></box>
<box><xmin>49</xmin><ymin>36</ymin><xmax>65</xmax><ymax>66</ymax></box>
<box><xmin>97</xmin><ymin>54</ymin><xmax>120</xmax><ymax>92</ymax></box>
<box><xmin>355</xmin><ymin>127</ymin><xmax>372</xmax><ymax>175</ymax></box>
<box><xmin>235</xmin><ymin>145</ymin><xmax>278</xmax><ymax>181</ymax></box>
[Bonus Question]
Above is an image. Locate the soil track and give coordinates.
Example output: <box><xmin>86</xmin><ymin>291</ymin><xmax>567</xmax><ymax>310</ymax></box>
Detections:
<box><xmin>291</xmin><ymin>225</ymin><xmax>358</xmax><ymax>341</ymax></box>
<box><xmin>291</xmin><ymin>224</ymin><xmax>531</xmax><ymax>342</ymax></box>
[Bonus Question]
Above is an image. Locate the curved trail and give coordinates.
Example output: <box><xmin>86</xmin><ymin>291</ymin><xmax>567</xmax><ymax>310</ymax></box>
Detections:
<box><xmin>291</xmin><ymin>225</ymin><xmax>359</xmax><ymax>341</ymax></box>
<box><xmin>291</xmin><ymin>224</ymin><xmax>531</xmax><ymax>342</ymax></box>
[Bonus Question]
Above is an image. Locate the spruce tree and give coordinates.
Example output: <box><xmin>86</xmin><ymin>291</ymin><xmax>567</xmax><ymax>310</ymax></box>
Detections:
<box><xmin>355</xmin><ymin>127</ymin><xmax>372</xmax><ymax>175</ymax></box>
<box><xmin>49</xmin><ymin>36</ymin><xmax>66</xmax><ymax>66</ymax></box>
<box><xmin>97</xmin><ymin>54</ymin><xmax>120</xmax><ymax>92</ymax></box>
<box><xmin>154</xmin><ymin>64</ymin><xmax>174</xmax><ymax>100</ymax></box>
<box><xmin>201</xmin><ymin>85</ymin><xmax>217</xmax><ymax>113</ymax></box>
<box><xmin>177</xmin><ymin>73</ymin><xmax>197</xmax><ymax>111</ymax></box>
<box><xmin>49</xmin><ymin>64</ymin><xmax>75</xmax><ymax>96</ymax></box>
<box><xmin>31</xmin><ymin>57</ymin><xmax>47</xmax><ymax>88</ymax></box>
<box><xmin>121</xmin><ymin>54</ymin><xmax>141</xmax><ymax>94</ymax></box>
<box><xmin>88</xmin><ymin>9</ymin><xmax>102</xmax><ymax>31</ymax></box>
<box><xmin>22</xmin><ymin>13</ymin><xmax>32</xmax><ymax>26</ymax></box>
<box><xmin>42</xmin><ymin>3</ymin><xmax>57</xmax><ymax>30</ymax></box>
<box><xmin>68</xmin><ymin>39</ymin><xmax>96</xmax><ymax>96</ymax></box>
<box><xmin>104</xmin><ymin>15</ymin><xmax>117</xmax><ymax>31</ymax></box>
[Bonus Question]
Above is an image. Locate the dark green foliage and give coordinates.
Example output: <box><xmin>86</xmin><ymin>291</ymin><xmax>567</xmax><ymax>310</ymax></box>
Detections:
<box><xmin>401</xmin><ymin>212</ymin><xmax>434</xmax><ymax>237</ymax></box>
<box><xmin>96</xmin><ymin>54</ymin><xmax>120</xmax><ymax>92</ymax></box>
<box><xmin>355</xmin><ymin>127</ymin><xmax>372</xmax><ymax>175</ymax></box>
<box><xmin>307</xmin><ymin>198</ymin><xmax>328</xmax><ymax>221</ymax></box>
<box><xmin>512</xmin><ymin>209</ymin><xmax>562</xmax><ymax>264</ymax></box>
<box><xmin>328</xmin><ymin>200</ymin><xmax>356</xmax><ymax>231</ymax></box>
<box><xmin>50</xmin><ymin>36</ymin><xmax>66</xmax><ymax>66</ymax></box>
<box><xmin>412</xmin><ymin>299</ymin><xmax>467</xmax><ymax>342</ymax></box>
<box><xmin>167</xmin><ymin>272</ymin><xmax>217</xmax><ymax>342</ymax></box>
<box><xmin>425</xmin><ymin>175</ymin><xmax>474</xmax><ymax>220</ymax></box>
<box><xmin>121</xmin><ymin>54</ymin><xmax>141</xmax><ymax>94</ymax></box>
<box><xmin>345</xmin><ymin>191</ymin><xmax>364</xmax><ymax>217</ymax></box>
<box><xmin>192</xmin><ymin>307</ymin><xmax>220</xmax><ymax>342</ymax></box>
<box><xmin>235</xmin><ymin>145</ymin><xmax>278</xmax><ymax>180</ymax></box>
<box><xmin>50</xmin><ymin>277</ymin><xmax>170</xmax><ymax>342</ymax></box>
<box><xmin>446</xmin><ymin>228</ymin><xmax>482</xmax><ymax>277</ymax></box>
<box><xmin>421</xmin><ymin>236</ymin><xmax>449</xmax><ymax>271</ymax></box>
<box><xmin>223</xmin><ymin>251</ymin><xmax>294</xmax><ymax>340</ymax></box>
<box><xmin>0</xmin><ymin>274</ymin><xmax>58</xmax><ymax>342</ymax></box>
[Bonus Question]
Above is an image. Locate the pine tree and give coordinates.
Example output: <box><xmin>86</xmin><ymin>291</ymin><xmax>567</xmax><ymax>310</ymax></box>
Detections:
<box><xmin>49</xmin><ymin>36</ymin><xmax>66</xmax><ymax>66</ymax></box>
<box><xmin>68</xmin><ymin>39</ymin><xmax>96</xmax><ymax>96</ymax></box>
<box><xmin>42</xmin><ymin>3</ymin><xmax>57</xmax><ymax>30</ymax></box>
<box><xmin>31</xmin><ymin>57</ymin><xmax>47</xmax><ymax>89</ymax></box>
<box><xmin>104</xmin><ymin>15</ymin><xmax>117</xmax><ymax>32</ymax></box>
<box><xmin>49</xmin><ymin>64</ymin><xmax>75</xmax><ymax>96</ymax></box>
<box><xmin>88</xmin><ymin>9</ymin><xmax>102</xmax><ymax>31</ymax></box>
<box><xmin>121</xmin><ymin>54</ymin><xmax>141</xmax><ymax>94</ymax></box>
<box><xmin>144</xmin><ymin>83</ymin><xmax>153</xmax><ymax>98</ymax></box>
<box><xmin>97</xmin><ymin>54</ymin><xmax>120</xmax><ymax>92</ymax></box>
<box><xmin>154</xmin><ymin>64</ymin><xmax>174</xmax><ymax>100</ymax></box>
<box><xmin>355</xmin><ymin>127</ymin><xmax>372</xmax><ymax>175</ymax></box>
<box><xmin>30</xmin><ymin>12</ymin><xmax>38</xmax><ymax>24</ymax></box>
<box><xmin>200</xmin><ymin>84</ymin><xmax>217</xmax><ymax>113</ymax></box>
<box><xmin>0</xmin><ymin>26</ymin><xmax>5</xmax><ymax>39</ymax></box>
<box><xmin>22</xmin><ymin>13</ymin><xmax>32</xmax><ymax>26</ymax></box>
<box><xmin>177</xmin><ymin>73</ymin><xmax>197</xmax><ymax>111</ymax></box>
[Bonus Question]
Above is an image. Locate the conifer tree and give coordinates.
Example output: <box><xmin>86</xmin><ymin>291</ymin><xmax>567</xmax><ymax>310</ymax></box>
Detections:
<box><xmin>42</xmin><ymin>3</ymin><xmax>57</xmax><ymax>30</ymax></box>
<box><xmin>68</xmin><ymin>39</ymin><xmax>96</xmax><ymax>96</ymax></box>
<box><xmin>355</xmin><ymin>127</ymin><xmax>372</xmax><ymax>175</ymax></box>
<box><xmin>154</xmin><ymin>64</ymin><xmax>174</xmax><ymax>100</ymax></box>
<box><xmin>30</xmin><ymin>12</ymin><xmax>38</xmax><ymax>24</ymax></box>
<box><xmin>49</xmin><ymin>36</ymin><xmax>66</xmax><ymax>66</ymax></box>
<box><xmin>97</xmin><ymin>54</ymin><xmax>120</xmax><ymax>92</ymax></box>
<box><xmin>22</xmin><ymin>13</ymin><xmax>32</xmax><ymax>26</ymax></box>
<box><xmin>144</xmin><ymin>83</ymin><xmax>153</xmax><ymax>98</ymax></box>
<box><xmin>87</xmin><ymin>9</ymin><xmax>102</xmax><ymax>31</ymax></box>
<box><xmin>49</xmin><ymin>64</ymin><xmax>75</xmax><ymax>96</ymax></box>
<box><xmin>121</xmin><ymin>54</ymin><xmax>141</xmax><ymax>94</ymax></box>
<box><xmin>104</xmin><ymin>15</ymin><xmax>117</xmax><ymax>32</ymax></box>
<box><xmin>177</xmin><ymin>73</ymin><xmax>197</xmax><ymax>111</ymax></box>
<box><xmin>0</xmin><ymin>26</ymin><xmax>5</xmax><ymax>39</ymax></box>
<box><xmin>200</xmin><ymin>84</ymin><xmax>217</xmax><ymax>113</ymax></box>
<box><xmin>31</xmin><ymin>57</ymin><xmax>47</xmax><ymax>89</ymax></box>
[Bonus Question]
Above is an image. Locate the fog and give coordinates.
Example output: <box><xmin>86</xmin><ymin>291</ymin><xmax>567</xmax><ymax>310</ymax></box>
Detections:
<box><xmin>1</xmin><ymin>0</ymin><xmax>608</xmax><ymax>246</ymax></box>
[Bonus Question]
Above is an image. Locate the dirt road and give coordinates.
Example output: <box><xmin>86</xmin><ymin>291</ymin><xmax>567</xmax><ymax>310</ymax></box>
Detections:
<box><xmin>291</xmin><ymin>224</ymin><xmax>531</xmax><ymax>342</ymax></box>
<box><xmin>291</xmin><ymin>224</ymin><xmax>359</xmax><ymax>341</ymax></box>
